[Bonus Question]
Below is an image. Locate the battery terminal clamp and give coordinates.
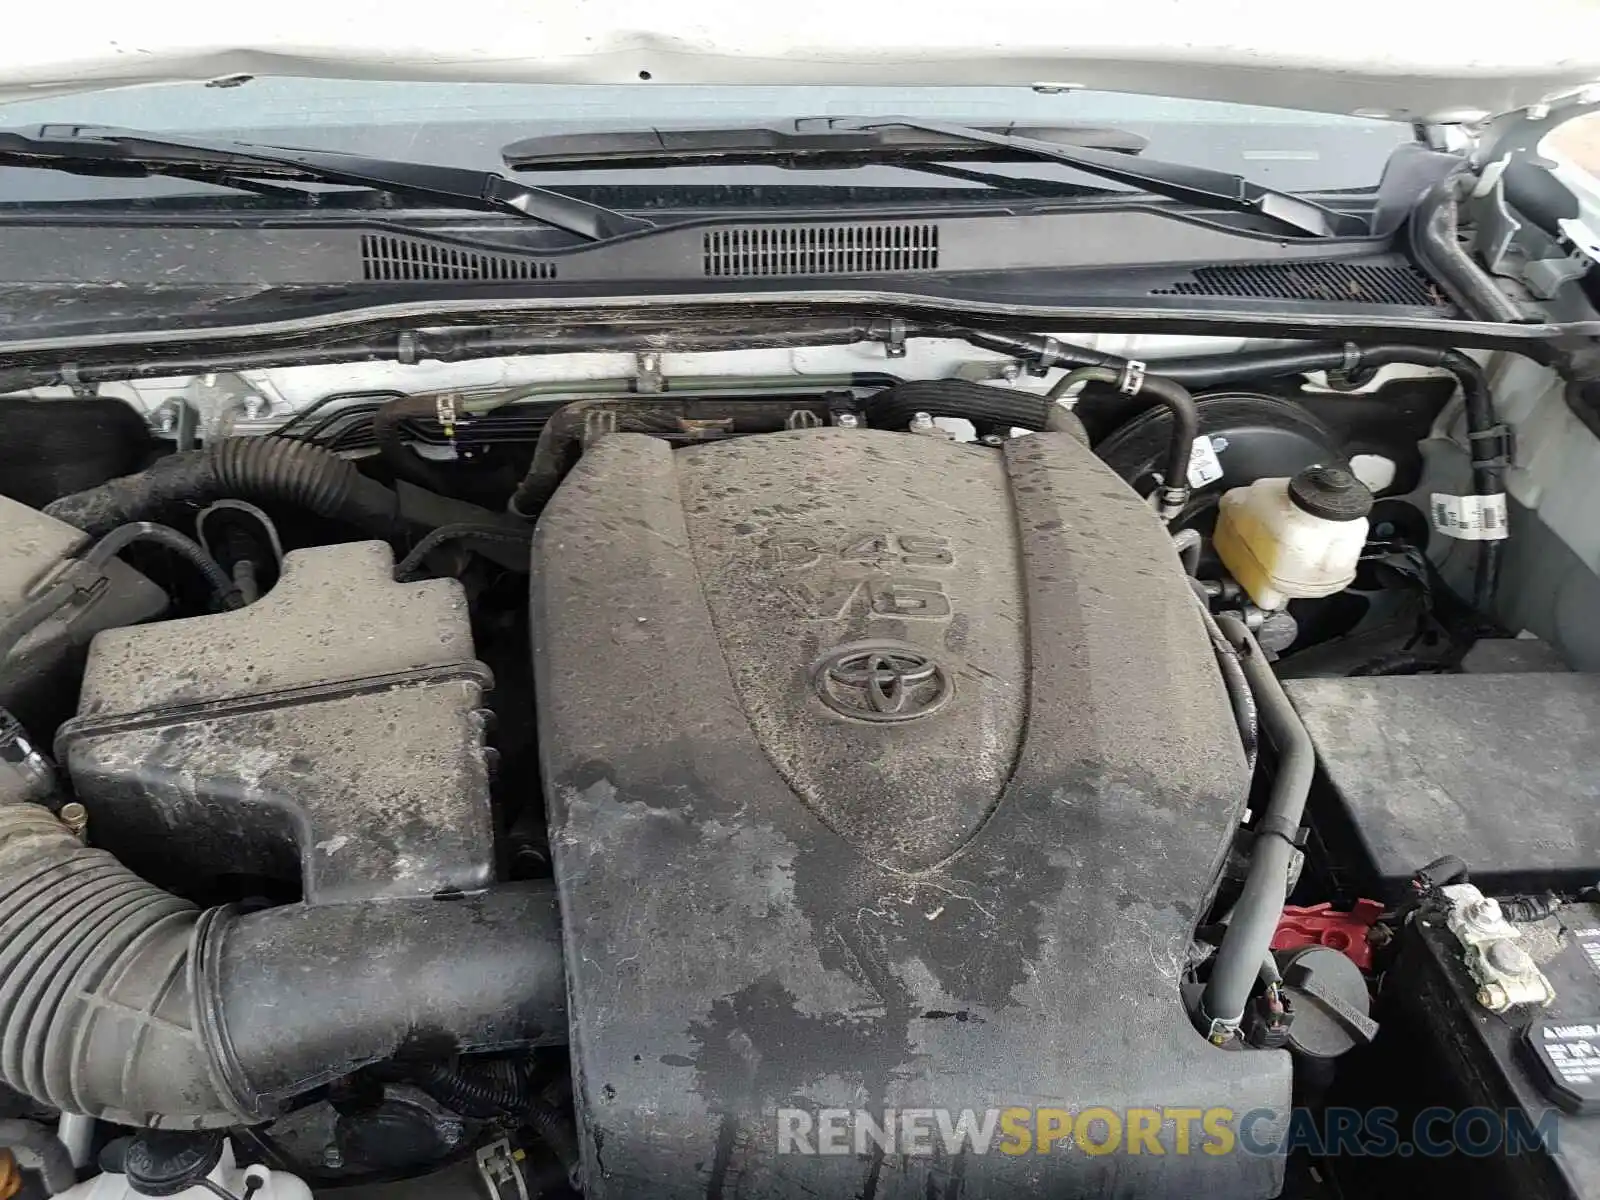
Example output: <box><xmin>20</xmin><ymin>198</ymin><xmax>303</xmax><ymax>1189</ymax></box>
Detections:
<box><xmin>1442</xmin><ymin>883</ymin><xmax>1556</xmax><ymax>1011</ymax></box>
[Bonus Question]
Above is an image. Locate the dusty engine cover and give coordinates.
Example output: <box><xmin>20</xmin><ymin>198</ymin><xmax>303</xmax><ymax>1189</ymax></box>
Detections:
<box><xmin>533</xmin><ymin>428</ymin><xmax>1288</xmax><ymax>1197</ymax></box>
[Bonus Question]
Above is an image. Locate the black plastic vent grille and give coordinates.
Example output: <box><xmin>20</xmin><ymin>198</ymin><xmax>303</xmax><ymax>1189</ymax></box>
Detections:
<box><xmin>1152</xmin><ymin>261</ymin><xmax>1445</xmax><ymax>306</ymax></box>
<box><xmin>360</xmin><ymin>234</ymin><xmax>557</xmax><ymax>282</ymax></box>
<box><xmin>703</xmin><ymin>223</ymin><xmax>940</xmax><ymax>277</ymax></box>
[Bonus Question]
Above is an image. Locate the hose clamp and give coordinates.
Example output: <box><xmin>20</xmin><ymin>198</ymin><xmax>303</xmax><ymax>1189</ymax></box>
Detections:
<box><xmin>1118</xmin><ymin>359</ymin><xmax>1148</xmax><ymax>396</ymax></box>
<box><xmin>1253</xmin><ymin>813</ymin><xmax>1305</xmax><ymax>849</ymax></box>
<box><xmin>1468</xmin><ymin>423</ymin><xmax>1516</xmax><ymax>470</ymax></box>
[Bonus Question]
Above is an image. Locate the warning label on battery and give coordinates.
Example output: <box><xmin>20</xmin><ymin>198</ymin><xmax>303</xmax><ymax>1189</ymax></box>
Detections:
<box><xmin>1527</xmin><ymin>1019</ymin><xmax>1600</xmax><ymax>1113</ymax></box>
<box><xmin>1572</xmin><ymin>926</ymin><xmax>1600</xmax><ymax>980</ymax></box>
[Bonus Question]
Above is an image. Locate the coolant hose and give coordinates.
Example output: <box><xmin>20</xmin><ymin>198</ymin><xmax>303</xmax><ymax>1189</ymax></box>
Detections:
<box><xmin>0</xmin><ymin>803</ymin><xmax>567</xmax><ymax>1128</ymax></box>
<box><xmin>0</xmin><ymin>1119</ymin><xmax>75</xmax><ymax>1196</ymax></box>
<box><xmin>1198</xmin><ymin>615</ymin><xmax>1315</xmax><ymax>1042</ymax></box>
<box><xmin>42</xmin><ymin>438</ymin><xmax>529</xmax><ymax>571</ymax></box>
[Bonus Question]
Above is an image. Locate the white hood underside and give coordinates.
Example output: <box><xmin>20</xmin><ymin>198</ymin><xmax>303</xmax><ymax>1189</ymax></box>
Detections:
<box><xmin>3</xmin><ymin>0</ymin><xmax>1600</xmax><ymax>120</ymax></box>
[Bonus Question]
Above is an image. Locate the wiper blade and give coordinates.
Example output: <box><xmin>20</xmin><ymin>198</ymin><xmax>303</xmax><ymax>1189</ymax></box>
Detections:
<box><xmin>503</xmin><ymin>116</ymin><xmax>1365</xmax><ymax>239</ymax></box>
<box><xmin>0</xmin><ymin>125</ymin><xmax>653</xmax><ymax>242</ymax></box>
<box><xmin>503</xmin><ymin>117</ymin><xmax>1148</xmax><ymax>170</ymax></box>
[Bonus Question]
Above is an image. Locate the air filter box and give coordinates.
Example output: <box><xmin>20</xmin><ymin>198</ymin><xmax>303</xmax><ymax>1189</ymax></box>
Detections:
<box><xmin>57</xmin><ymin>541</ymin><xmax>494</xmax><ymax>905</ymax></box>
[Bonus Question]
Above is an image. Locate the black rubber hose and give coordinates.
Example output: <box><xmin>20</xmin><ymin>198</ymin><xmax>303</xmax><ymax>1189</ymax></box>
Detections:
<box><xmin>1049</xmin><ymin>367</ymin><xmax>1197</xmax><ymax>515</ymax></box>
<box><xmin>0</xmin><ymin>523</ymin><xmax>242</xmax><ymax>664</ymax></box>
<box><xmin>0</xmin><ymin>1118</ymin><xmax>76</xmax><ymax>1196</ymax></box>
<box><xmin>1126</xmin><ymin>346</ymin><xmax>1356</xmax><ymax>390</ymax></box>
<box><xmin>526</xmin><ymin>1096</ymin><xmax>581</xmax><ymax>1185</ymax></box>
<box><xmin>1357</xmin><ymin>346</ymin><xmax>1504</xmax><ymax>612</ymax></box>
<box><xmin>410</xmin><ymin>1061</ymin><xmax>526</xmax><ymax>1118</ymax></box>
<box><xmin>1196</xmin><ymin>597</ymin><xmax>1259</xmax><ymax>772</ymax></box>
<box><xmin>370</xmin><ymin>395</ymin><xmax>455</xmax><ymax>493</ymax></box>
<box><xmin>1199</xmin><ymin>615</ymin><xmax>1316</xmax><ymax>1041</ymax></box>
<box><xmin>43</xmin><ymin>437</ymin><xmax>399</xmax><ymax>539</ymax></box>
<box><xmin>0</xmin><ymin>803</ymin><xmax>567</xmax><ymax>1128</ymax></box>
<box><xmin>393</xmin><ymin>523</ymin><xmax>531</xmax><ymax>582</ymax></box>
<box><xmin>42</xmin><ymin>438</ymin><xmax>530</xmax><ymax>571</ymax></box>
<box><xmin>862</xmin><ymin>379</ymin><xmax>1079</xmax><ymax>435</ymax></box>
<box><xmin>81</xmin><ymin>523</ymin><xmax>244</xmax><ymax>611</ymax></box>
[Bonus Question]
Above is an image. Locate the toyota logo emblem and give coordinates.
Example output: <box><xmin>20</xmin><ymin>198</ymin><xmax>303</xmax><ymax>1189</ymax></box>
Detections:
<box><xmin>810</xmin><ymin>641</ymin><xmax>952</xmax><ymax>723</ymax></box>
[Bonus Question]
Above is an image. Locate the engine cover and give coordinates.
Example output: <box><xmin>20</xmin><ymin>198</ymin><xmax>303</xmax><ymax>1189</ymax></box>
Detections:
<box><xmin>533</xmin><ymin>428</ymin><xmax>1288</xmax><ymax>1197</ymax></box>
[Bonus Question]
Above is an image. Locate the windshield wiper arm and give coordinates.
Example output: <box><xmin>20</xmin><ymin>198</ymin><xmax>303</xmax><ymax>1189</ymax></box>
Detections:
<box><xmin>0</xmin><ymin>125</ymin><xmax>654</xmax><ymax>242</ymax></box>
<box><xmin>503</xmin><ymin>116</ymin><xmax>1365</xmax><ymax>238</ymax></box>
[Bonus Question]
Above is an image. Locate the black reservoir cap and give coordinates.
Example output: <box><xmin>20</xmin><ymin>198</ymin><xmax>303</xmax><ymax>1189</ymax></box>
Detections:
<box><xmin>124</xmin><ymin>1131</ymin><xmax>224</xmax><ymax>1196</ymax></box>
<box><xmin>1288</xmin><ymin>465</ymin><xmax>1374</xmax><ymax>522</ymax></box>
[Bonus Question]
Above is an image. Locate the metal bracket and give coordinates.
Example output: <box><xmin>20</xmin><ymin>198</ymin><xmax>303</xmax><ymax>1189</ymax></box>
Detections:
<box><xmin>880</xmin><ymin>318</ymin><xmax>909</xmax><ymax>359</ymax></box>
<box><xmin>1117</xmin><ymin>359</ymin><xmax>1148</xmax><ymax>396</ymax></box>
<box><xmin>635</xmin><ymin>352</ymin><xmax>665</xmax><ymax>393</ymax></box>
<box><xmin>475</xmin><ymin>1139</ymin><xmax>529</xmax><ymax>1200</ymax></box>
<box><xmin>435</xmin><ymin>392</ymin><xmax>461</xmax><ymax>440</ymax></box>
<box><xmin>58</xmin><ymin>363</ymin><xmax>97</xmax><ymax>400</ymax></box>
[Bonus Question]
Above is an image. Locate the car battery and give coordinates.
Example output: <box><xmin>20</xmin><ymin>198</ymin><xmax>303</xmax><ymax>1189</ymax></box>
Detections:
<box><xmin>1358</xmin><ymin>888</ymin><xmax>1600</xmax><ymax>1199</ymax></box>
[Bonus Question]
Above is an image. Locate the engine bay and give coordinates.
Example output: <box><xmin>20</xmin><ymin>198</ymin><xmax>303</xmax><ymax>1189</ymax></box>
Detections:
<box><xmin>2</xmin><ymin>334</ymin><xmax>1598</xmax><ymax>1200</ymax></box>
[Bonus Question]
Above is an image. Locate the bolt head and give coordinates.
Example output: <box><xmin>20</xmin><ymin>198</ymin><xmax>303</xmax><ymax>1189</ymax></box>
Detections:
<box><xmin>834</xmin><ymin>412</ymin><xmax>861</xmax><ymax>429</ymax></box>
<box><xmin>1478</xmin><ymin>983</ymin><xmax>1510</xmax><ymax>1011</ymax></box>
<box><xmin>1210</xmin><ymin>436</ymin><xmax>1230</xmax><ymax>452</ymax></box>
<box><xmin>909</xmin><ymin>411</ymin><xmax>935</xmax><ymax>431</ymax></box>
<box><xmin>242</xmin><ymin>396</ymin><xmax>266</xmax><ymax>420</ymax></box>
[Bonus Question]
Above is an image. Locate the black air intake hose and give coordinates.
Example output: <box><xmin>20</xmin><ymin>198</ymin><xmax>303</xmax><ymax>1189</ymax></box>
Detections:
<box><xmin>0</xmin><ymin>804</ymin><xmax>566</xmax><ymax>1128</ymax></box>
<box><xmin>42</xmin><ymin>437</ymin><xmax>529</xmax><ymax>570</ymax></box>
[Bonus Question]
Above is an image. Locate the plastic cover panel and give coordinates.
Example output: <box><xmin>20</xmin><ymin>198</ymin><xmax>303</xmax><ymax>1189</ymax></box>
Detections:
<box><xmin>532</xmin><ymin>429</ymin><xmax>1288</xmax><ymax>1198</ymax></box>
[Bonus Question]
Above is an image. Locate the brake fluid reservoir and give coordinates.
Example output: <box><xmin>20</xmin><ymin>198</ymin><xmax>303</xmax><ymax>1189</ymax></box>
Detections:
<box><xmin>1213</xmin><ymin>465</ymin><xmax>1373</xmax><ymax>611</ymax></box>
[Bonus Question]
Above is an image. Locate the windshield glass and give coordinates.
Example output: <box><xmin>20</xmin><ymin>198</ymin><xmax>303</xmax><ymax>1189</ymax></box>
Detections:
<box><xmin>0</xmin><ymin>80</ymin><xmax>1410</xmax><ymax>206</ymax></box>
